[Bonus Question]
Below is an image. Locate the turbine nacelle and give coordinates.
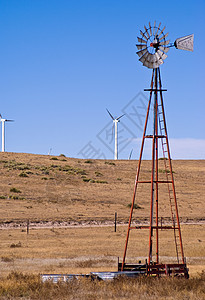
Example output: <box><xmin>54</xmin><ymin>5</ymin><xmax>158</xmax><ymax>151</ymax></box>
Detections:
<box><xmin>106</xmin><ymin>109</ymin><xmax>125</xmax><ymax>160</ymax></box>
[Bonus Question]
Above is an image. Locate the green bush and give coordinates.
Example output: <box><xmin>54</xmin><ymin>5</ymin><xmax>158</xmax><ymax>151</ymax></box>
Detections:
<box><xmin>50</xmin><ymin>157</ymin><xmax>58</xmax><ymax>161</ymax></box>
<box><xmin>95</xmin><ymin>180</ymin><xmax>108</xmax><ymax>184</ymax></box>
<box><xmin>127</xmin><ymin>203</ymin><xmax>142</xmax><ymax>209</ymax></box>
<box><xmin>10</xmin><ymin>188</ymin><xmax>21</xmax><ymax>193</ymax></box>
<box><xmin>84</xmin><ymin>160</ymin><xmax>93</xmax><ymax>164</ymax></box>
<box><xmin>19</xmin><ymin>172</ymin><xmax>29</xmax><ymax>178</ymax></box>
<box><xmin>105</xmin><ymin>161</ymin><xmax>115</xmax><ymax>166</ymax></box>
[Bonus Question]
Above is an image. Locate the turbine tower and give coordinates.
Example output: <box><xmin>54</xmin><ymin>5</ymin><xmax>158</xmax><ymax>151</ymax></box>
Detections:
<box><xmin>106</xmin><ymin>109</ymin><xmax>125</xmax><ymax>160</ymax></box>
<box><xmin>0</xmin><ymin>114</ymin><xmax>14</xmax><ymax>152</ymax></box>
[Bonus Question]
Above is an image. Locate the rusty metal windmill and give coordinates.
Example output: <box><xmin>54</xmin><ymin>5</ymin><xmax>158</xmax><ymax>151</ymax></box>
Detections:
<box><xmin>119</xmin><ymin>22</ymin><xmax>193</xmax><ymax>277</ymax></box>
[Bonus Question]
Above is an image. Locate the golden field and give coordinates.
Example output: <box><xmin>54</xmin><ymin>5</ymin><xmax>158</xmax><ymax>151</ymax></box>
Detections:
<box><xmin>0</xmin><ymin>152</ymin><xmax>204</xmax><ymax>299</ymax></box>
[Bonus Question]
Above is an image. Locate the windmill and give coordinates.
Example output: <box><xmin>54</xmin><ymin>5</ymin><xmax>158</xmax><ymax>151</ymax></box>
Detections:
<box><xmin>0</xmin><ymin>114</ymin><xmax>14</xmax><ymax>152</ymax></box>
<box><xmin>106</xmin><ymin>109</ymin><xmax>125</xmax><ymax>160</ymax></box>
<box><xmin>119</xmin><ymin>22</ymin><xmax>193</xmax><ymax>277</ymax></box>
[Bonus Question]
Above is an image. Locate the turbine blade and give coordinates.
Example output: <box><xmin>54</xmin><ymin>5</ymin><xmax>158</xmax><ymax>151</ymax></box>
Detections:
<box><xmin>116</xmin><ymin>113</ymin><xmax>125</xmax><ymax>120</ymax></box>
<box><xmin>106</xmin><ymin>109</ymin><xmax>114</xmax><ymax>120</ymax></box>
<box><xmin>5</xmin><ymin>119</ymin><xmax>14</xmax><ymax>122</ymax></box>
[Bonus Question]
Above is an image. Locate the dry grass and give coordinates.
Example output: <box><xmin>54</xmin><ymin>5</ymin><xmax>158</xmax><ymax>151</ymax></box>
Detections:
<box><xmin>0</xmin><ymin>271</ymin><xmax>204</xmax><ymax>300</ymax></box>
<box><xmin>0</xmin><ymin>153</ymin><xmax>203</xmax><ymax>224</ymax></box>
<box><xmin>0</xmin><ymin>224</ymin><xmax>204</xmax><ymax>277</ymax></box>
<box><xmin>0</xmin><ymin>153</ymin><xmax>204</xmax><ymax>297</ymax></box>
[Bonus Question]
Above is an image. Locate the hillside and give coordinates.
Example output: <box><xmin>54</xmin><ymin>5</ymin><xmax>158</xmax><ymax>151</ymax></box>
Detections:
<box><xmin>0</xmin><ymin>152</ymin><xmax>204</xmax><ymax>225</ymax></box>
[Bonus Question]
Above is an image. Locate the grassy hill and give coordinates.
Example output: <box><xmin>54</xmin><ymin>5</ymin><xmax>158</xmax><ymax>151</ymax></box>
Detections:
<box><xmin>0</xmin><ymin>152</ymin><xmax>204</xmax><ymax>225</ymax></box>
<box><xmin>0</xmin><ymin>152</ymin><xmax>204</xmax><ymax>278</ymax></box>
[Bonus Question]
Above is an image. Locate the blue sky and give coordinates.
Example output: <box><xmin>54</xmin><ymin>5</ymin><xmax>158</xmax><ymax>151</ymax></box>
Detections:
<box><xmin>0</xmin><ymin>0</ymin><xmax>204</xmax><ymax>159</ymax></box>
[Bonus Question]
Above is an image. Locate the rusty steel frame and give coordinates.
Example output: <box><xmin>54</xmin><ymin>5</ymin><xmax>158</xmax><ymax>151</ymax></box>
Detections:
<box><xmin>121</xmin><ymin>68</ymin><xmax>187</xmax><ymax>277</ymax></box>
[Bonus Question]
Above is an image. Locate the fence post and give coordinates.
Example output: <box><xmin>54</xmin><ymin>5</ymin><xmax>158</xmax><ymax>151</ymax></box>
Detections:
<box><xmin>114</xmin><ymin>212</ymin><xmax>117</xmax><ymax>232</ymax></box>
<box><xmin>27</xmin><ymin>219</ymin><xmax>29</xmax><ymax>235</ymax></box>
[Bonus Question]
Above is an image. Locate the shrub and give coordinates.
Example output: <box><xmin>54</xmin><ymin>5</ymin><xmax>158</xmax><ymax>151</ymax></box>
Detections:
<box><xmin>0</xmin><ymin>196</ymin><xmax>6</xmax><ymax>199</ymax></box>
<box><xmin>83</xmin><ymin>178</ymin><xmax>91</xmax><ymax>182</ymax></box>
<box><xmin>59</xmin><ymin>154</ymin><xmax>66</xmax><ymax>157</ymax></box>
<box><xmin>41</xmin><ymin>177</ymin><xmax>48</xmax><ymax>180</ymax></box>
<box><xmin>95</xmin><ymin>180</ymin><xmax>108</xmax><ymax>184</ymax></box>
<box><xmin>1</xmin><ymin>256</ymin><xmax>14</xmax><ymax>262</ymax></box>
<box><xmin>127</xmin><ymin>203</ymin><xmax>142</xmax><ymax>209</ymax></box>
<box><xmin>19</xmin><ymin>172</ymin><xmax>29</xmax><ymax>178</ymax></box>
<box><xmin>50</xmin><ymin>157</ymin><xmax>58</xmax><ymax>161</ymax></box>
<box><xmin>10</xmin><ymin>187</ymin><xmax>21</xmax><ymax>193</ymax></box>
<box><xmin>76</xmin><ymin>169</ymin><xmax>87</xmax><ymax>175</ymax></box>
<box><xmin>95</xmin><ymin>171</ymin><xmax>103</xmax><ymax>177</ymax></box>
<box><xmin>10</xmin><ymin>242</ymin><xmax>22</xmax><ymax>248</ymax></box>
<box><xmin>84</xmin><ymin>160</ymin><xmax>93</xmax><ymax>164</ymax></box>
<box><xmin>105</xmin><ymin>161</ymin><xmax>115</xmax><ymax>166</ymax></box>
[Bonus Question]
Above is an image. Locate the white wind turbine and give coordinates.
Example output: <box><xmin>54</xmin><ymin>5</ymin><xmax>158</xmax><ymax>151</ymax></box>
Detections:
<box><xmin>0</xmin><ymin>114</ymin><xmax>14</xmax><ymax>152</ymax></box>
<box><xmin>106</xmin><ymin>109</ymin><xmax>125</xmax><ymax>160</ymax></box>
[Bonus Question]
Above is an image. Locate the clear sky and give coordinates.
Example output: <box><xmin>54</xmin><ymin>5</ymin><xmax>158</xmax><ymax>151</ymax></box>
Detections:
<box><xmin>0</xmin><ymin>0</ymin><xmax>204</xmax><ymax>159</ymax></box>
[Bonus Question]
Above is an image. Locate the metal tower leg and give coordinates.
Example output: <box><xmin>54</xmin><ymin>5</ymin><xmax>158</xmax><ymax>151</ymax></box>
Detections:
<box><xmin>120</xmin><ymin>67</ymin><xmax>188</xmax><ymax>277</ymax></box>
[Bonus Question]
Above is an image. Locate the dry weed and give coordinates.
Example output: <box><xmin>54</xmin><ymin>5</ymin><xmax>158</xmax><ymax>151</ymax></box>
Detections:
<box><xmin>0</xmin><ymin>271</ymin><xmax>204</xmax><ymax>299</ymax></box>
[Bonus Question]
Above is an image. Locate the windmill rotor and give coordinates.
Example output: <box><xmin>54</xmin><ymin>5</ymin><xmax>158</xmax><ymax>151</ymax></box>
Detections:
<box><xmin>136</xmin><ymin>22</ymin><xmax>194</xmax><ymax>69</ymax></box>
<box><xmin>136</xmin><ymin>22</ymin><xmax>170</xmax><ymax>69</ymax></box>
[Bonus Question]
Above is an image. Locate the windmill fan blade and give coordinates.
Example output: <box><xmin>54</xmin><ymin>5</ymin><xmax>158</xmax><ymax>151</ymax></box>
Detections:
<box><xmin>153</xmin><ymin>20</ymin><xmax>156</xmax><ymax>35</ymax></box>
<box><xmin>149</xmin><ymin>22</ymin><xmax>152</xmax><ymax>36</ymax></box>
<box><xmin>143</xmin><ymin>60</ymin><xmax>162</xmax><ymax>69</ymax></box>
<box><xmin>116</xmin><ymin>114</ymin><xmax>125</xmax><ymax>120</ymax></box>
<box><xmin>106</xmin><ymin>109</ymin><xmax>114</xmax><ymax>120</ymax></box>
<box><xmin>157</xmin><ymin>49</ymin><xmax>168</xmax><ymax>60</ymax></box>
<box><xmin>5</xmin><ymin>119</ymin><xmax>14</xmax><ymax>122</ymax></box>
<box><xmin>144</xmin><ymin>25</ymin><xmax>150</xmax><ymax>38</ymax></box>
<box><xmin>159</xmin><ymin>39</ymin><xmax>170</xmax><ymax>46</ymax></box>
<box><xmin>155</xmin><ymin>22</ymin><xmax>161</xmax><ymax>36</ymax></box>
<box><xmin>174</xmin><ymin>34</ymin><xmax>194</xmax><ymax>51</ymax></box>
<box><xmin>154</xmin><ymin>52</ymin><xmax>164</xmax><ymax>64</ymax></box>
<box><xmin>137</xmin><ymin>37</ymin><xmax>146</xmax><ymax>44</ymax></box>
<box><xmin>139</xmin><ymin>51</ymin><xmax>149</xmax><ymax>63</ymax></box>
<box><xmin>158</xmin><ymin>26</ymin><xmax>166</xmax><ymax>38</ymax></box>
<box><xmin>159</xmin><ymin>46</ymin><xmax>169</xmax><ymax>53</ymax></box>
<box><xmin>136</xmin><ymin>48</ymin><xmax>147</xmax><ymax>57</ymax></box>
<box><xmin>136</xmin><ymin>44</ymin><xmax>147</xmax><ymax>51</ymax></box>
<box><xmin>159</xmin><ymin>32</ymin><xmax>169</xmax><ymax>42</ymax></box>
<box><xmin>140</xmin><ymin>30</ymin><xmax>148</xmax><ymax>40</ymax></box>
<box><xmin>146</xmin><ymin>53</ymin><xmax>158</xmax><ymax>63</ymax></box>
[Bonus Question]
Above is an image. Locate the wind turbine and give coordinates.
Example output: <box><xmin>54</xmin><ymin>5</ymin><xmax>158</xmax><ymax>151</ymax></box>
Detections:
<box><xmin>0</xmin><ymin>114</ymin><xmax>14</xmax><ymax>152</ymax></box>
<box><xmin>106</xmin><ymin>109</ymin><xmax>125</xmax><ymax>160</ymax></box>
